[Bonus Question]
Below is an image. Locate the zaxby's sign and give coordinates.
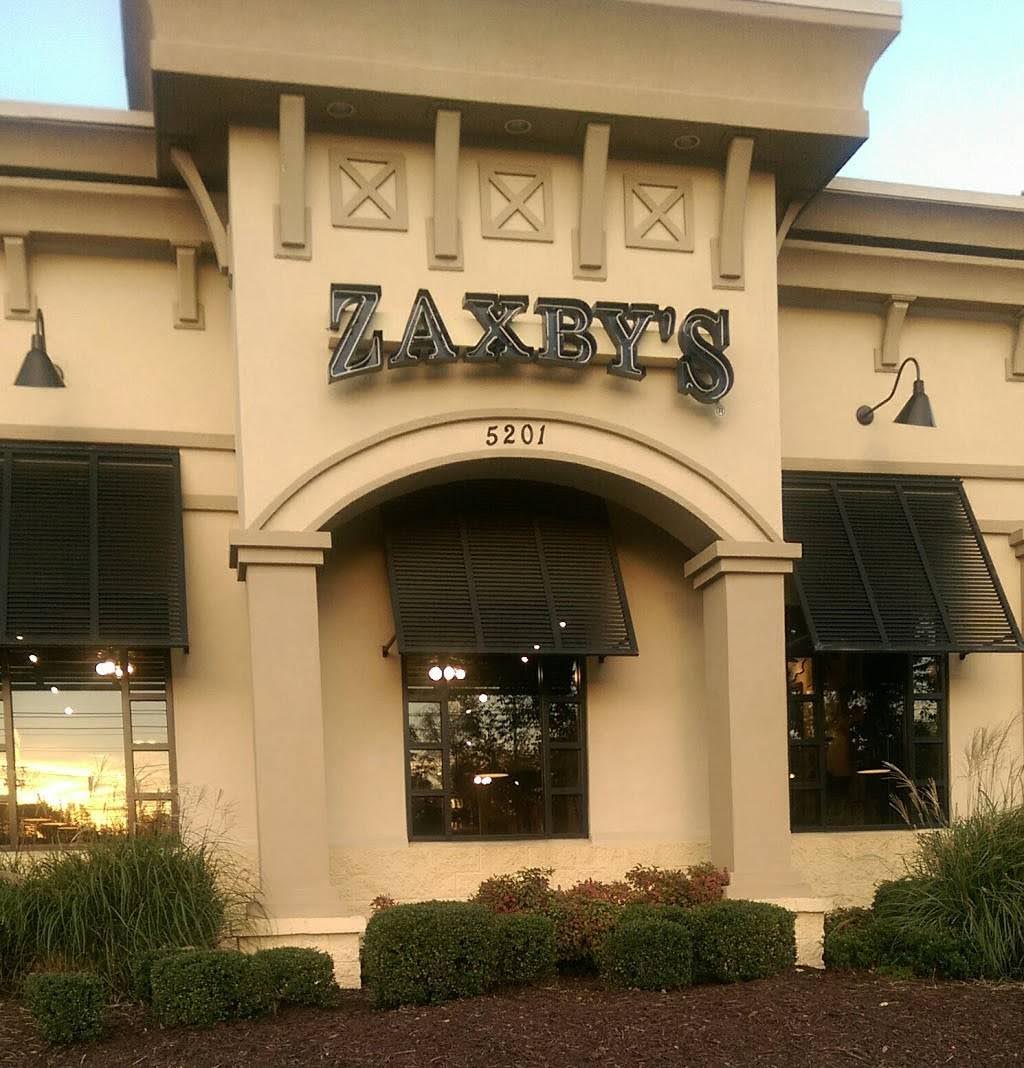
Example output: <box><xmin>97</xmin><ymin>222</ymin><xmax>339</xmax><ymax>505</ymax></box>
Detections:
<box><xmin>327</xmin><ymin>285</ymin><xmax>735</xmax><ymax>404</ymax></box>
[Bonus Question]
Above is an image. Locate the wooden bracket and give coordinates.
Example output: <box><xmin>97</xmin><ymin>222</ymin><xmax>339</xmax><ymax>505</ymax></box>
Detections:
<box><xmin>275</xmin><ymin>94</ymin><xmax>311</xmax><ymax>260</ymax></box>
<box><xmin>875</xmin><ymin>294</ymin><xmax>916</xmax><ymax>372</ymax></box>
<box><xmin>712</xmin><ymin>136</ymin><xmax>754</xmax><ymax>289</ymax></box>
<box><xmin>2</xmin><ymin>234</ymin><xmax>34</xmax><ymax>320</ymax></box>
<box><xmin>428</xmin><ymin>109</ymin><xmax>463</xmax><ymax>271</ymax></box>
<box><xmin>776</xmin><ymin>198</ymin><xmax>806</xmax><ymax>255</ymax></box>
<box><xmin>1007</xmin><ymin>310</ymin><xmax>1024</xmax><ymax>381</ymax></box>
<box><xmin>169</xmin><ymin>147</ymin><xmax>230</xmax><ymax>275</ymax></box>
<box><xmin>173</xmin><ymin>245</ymin><xmax>204</xmax><ymax>330</ymax></box>
<box><xmin>573</xmin><ymin>122</ymin><xmax>610</xmax><ymax>281</ymax></box>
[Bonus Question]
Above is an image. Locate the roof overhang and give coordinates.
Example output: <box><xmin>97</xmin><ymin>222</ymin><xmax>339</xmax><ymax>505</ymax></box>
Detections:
<box><xmin>119</xmin><ymin>0</ymin><xmax>900</xmax><ymax>207</ymax></box>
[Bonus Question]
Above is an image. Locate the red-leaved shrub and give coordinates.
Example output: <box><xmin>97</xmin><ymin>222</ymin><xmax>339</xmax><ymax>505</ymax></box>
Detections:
<box><xmin>471</xmin><ymin>868</ymin><xmax>554</xmax><ymax>914</ymax></box>
<box><xmin>624</xmin><ymin>863</ymin><xmax>729</xmax><ymax>907</ymax></box>
<box><xmin>369</xmin><ymin>894</ymin><xmax>397</xmax><ymax>914</ymax></box>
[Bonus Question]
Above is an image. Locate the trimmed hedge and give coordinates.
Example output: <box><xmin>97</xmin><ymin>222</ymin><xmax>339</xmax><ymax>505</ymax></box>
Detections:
<box><xmin>689</xmin><ymin>900</ymin><xmax>795</xmax><ymax>983</ymax></box>
<box><xmin>598</xmin><ymin>917</ymin><xmax>694</xmax><ymax>990</ymax></box>
<box><xmin>129</xmin><ymin>946</ymin><xmax>190</xmax><ymax>1004</ymax></box>
<box><xmin>823</xmin><ymin>906</ymin><xmax>976</xmax><ymax>979</ymax></box>
<box><xmin>363</xmin><ymin>901</ymin><xmax>498</xmax><ymax>1009</ymax></box>
<box><xmin>545</xmin><ymin>895</ymin><xmax>621</xmax><ymax>971</ymax></box>
<box><xmin>822</xmin><ymin>908</ymin><xmax>878</xmax><ymax>971</ymax></box>
<box><xmin>250</xmin><ymin>947</ymin><xmax>337</xmax><ymax>1007</ymax></box>
<box><xmin>150</xmin><ymin>950</ymin><xmax>274</xmax><ymax>1027</ymax></box>
<box><xmin>493</xmin><ymin>913</ymin><xmax>557</xmax><ymax>987</ymax></box>
<box><xmin>23</xmin><ymin>973</ymin><xmax>105</xmax><ymax>1045</ymax></box>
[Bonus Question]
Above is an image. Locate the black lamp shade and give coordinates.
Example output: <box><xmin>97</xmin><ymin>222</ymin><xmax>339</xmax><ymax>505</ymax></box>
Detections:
<box><xmin>14</xmin><ymin>319</ymin><xmax>64</xmax><ymax>388</ymax></box>
<box><xmin>894</xmin><ymin>378</ymin><xmax>935</xmax><ymax>427</ymax></box>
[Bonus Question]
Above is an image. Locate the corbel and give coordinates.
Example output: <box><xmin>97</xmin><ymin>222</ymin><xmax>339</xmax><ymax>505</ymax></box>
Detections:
<box><xmin>775</xmin><ymin>198</ymin><xmax>806</xmax><ymax>256</ymax></box>
<box><xmin>275</xmin><ymin>94</ymin><xmax>311</xmax><ymax>260</ymax></box>
<box><xmin>2</xmin><ymin>234</ymin><xmax>34</xmax><ymax>320</ymax></box>
<box><xmin>573</xmin><ymin>122</ymin><xmax>610</xmax><ymax>281</ymax></box>
<box><xmin>169</xmin><ymin>147</ymin><xmax>231</xmax><ymax>275</ymax></box>
<box><xmin>875</xmin><ymin>294</ymin><xmax>916</xmax><ymax>372</ymax></box>
<box><xmin>172</xmin><ymin>245</ymin><xmax>204</xmax><ymax>330</ymax></box>
<box><xmin>712</xmin><ymin>136</ymin><xmax>754</xmax><ymax>289</ymax></box>
<box><xmin>428</xmin><ymin>108</ymin><xmax>463</xmax><ymax>270</ymax></box>
<box><xmin>1006</xmin><ymin>309</ymin><xmax>1024</xmax><ymax>381</ymax></box>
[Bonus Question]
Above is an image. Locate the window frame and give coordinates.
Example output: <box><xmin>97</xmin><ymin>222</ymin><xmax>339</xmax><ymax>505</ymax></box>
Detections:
<box><xmin>402</xmin><ymin>655</ymin><xmax>589</xmax><ymax>842</ymax></box>
<box><xmin>0</xmin><ymin>646</ymin><xmax>177</xmax><ymax>847</ymax></box>
<box><xmin>787</xmin><ymin>652</ymin><xmax>949</xmax><ymax>833</ymax></box>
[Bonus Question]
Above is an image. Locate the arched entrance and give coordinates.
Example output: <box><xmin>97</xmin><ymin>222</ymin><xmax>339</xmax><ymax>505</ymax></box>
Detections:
<box><xmin>229</xmin><ymin>418</ymin><xmax>808</xmax><ymax>932</ymax></box>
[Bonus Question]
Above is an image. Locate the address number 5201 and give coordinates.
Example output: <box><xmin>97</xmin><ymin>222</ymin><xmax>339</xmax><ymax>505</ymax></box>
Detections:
<box><xmin>485</xmin><ymin>423</ymin><xmax>547</xmax><ymax>447</ymax></box>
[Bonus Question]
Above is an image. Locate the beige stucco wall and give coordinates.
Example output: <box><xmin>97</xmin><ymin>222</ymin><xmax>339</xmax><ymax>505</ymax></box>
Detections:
<box><xmin>319</xmin><ymin>504</ymin><xmax>710</xmax><ymax>913</ymax></box>
<box><xmin>0</xmin><ymin>250</ymin><xmax>234</xmax><ymax>439</ymax></box>
<box><xmin>778</xmin><ymin>301</ymin><xmax>1024</xmax><ymax>907</ymax></box>
<box><xmin>0</xmin><ymin>245</ymin><xmax>258</xmax><ymax>866</ymax></box>
<box><xmin>227</xmin><ymin>128</ymin><xmax>784</xmax><ymax>539</ymax></box>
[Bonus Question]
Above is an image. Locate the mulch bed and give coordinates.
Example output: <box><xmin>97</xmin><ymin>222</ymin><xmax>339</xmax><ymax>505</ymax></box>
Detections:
<box><xmin>1</xmin><ymin>970</ymin><xmax>1022</xmax><ymax>1067</ymax></box>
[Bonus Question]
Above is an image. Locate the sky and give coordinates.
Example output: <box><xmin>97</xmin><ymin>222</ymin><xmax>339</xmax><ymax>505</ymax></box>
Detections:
<box><xmin>0</xmin><ymin>0</ymin><xmax>1021</xmax><ymax>195</ymax></box>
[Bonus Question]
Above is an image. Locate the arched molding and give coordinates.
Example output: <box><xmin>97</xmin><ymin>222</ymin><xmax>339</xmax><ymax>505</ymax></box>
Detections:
<box><xmin>247</xmin><ymin>411</ymin><xmax>782</xmax><ymax>548</ymax></box>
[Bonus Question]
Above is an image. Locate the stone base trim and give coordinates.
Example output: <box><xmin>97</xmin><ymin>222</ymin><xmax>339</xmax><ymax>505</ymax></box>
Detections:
<box><xmin>749</xmin><ymin>896</ymin><xmax>832</xmax><ymax>968</ymax></box>
<box><xmin>234</xmin><ymin>915</ymin><xmax>366</xmax><ymax>989</ymax></box>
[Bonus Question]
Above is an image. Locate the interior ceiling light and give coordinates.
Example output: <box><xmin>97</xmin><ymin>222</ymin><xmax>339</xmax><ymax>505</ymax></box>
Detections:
<box><xmin>63</xmin><ymin>706</ymin><xmax>74</xmax><ymax>716</ymax></box>
<box><xmin>15</xmin><ymin>310</ymin><xmax>65</xmax><ymax>388</ymax></box>
<box><xmin>504</xmin><ymin>117</ymin><xmax>532</xmax><ymax>135</ymax></box>
<box><xmin>28</xmin><ymin>654</ymin><xmax>38</xmax><ymax>664</ymax></box>
<box><xmin>856</xmin><ymin>357</ymin><xmax>936</xmax><ymax>428</ymax></box>
<box><xmin>673</xmin><ymin>133</ymin><xmax>701</xmax><ymax>151</ymax></box>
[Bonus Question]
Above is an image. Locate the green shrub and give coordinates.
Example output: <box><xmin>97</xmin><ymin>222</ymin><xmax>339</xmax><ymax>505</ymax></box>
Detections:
<box><xmin>823</xmin><ymin>908</ymin><xmax>879</xmax><ymax>970</ymax></box>
<box><xmin>0</xmin><ymin>833</ymin><xmax>251</xmax><ymax>995</ymax></box>
<box><xmin>250</xmin><ymin>947</ymin><xmax>337</xmax><ymax>1007</ymax></box>
<box><xmin>618</xmin><ymin>902</ymin><xmax>693</xmax><ymax>928</ymax></box>
<box><xmin>128</xmin><ymin>946</ymin><xmax>192</xmax><ymax>1003</ymax></box>
<box><xmin>689</xmin><ymin>900</ymin><xmax>795</xmax><ymax>983</ymax></box>
<box><xmin>545</xmin><ymin>894</ymin><xmax>621</xmax><ymax>972</ymax></box>
<box><xmin>22</xmin><ymin>972</ymin><xmax>105</xmax><ymax>1044</ymax></box>
<box><xmin>885</xmin><ymin>743</ymin><xmax>1024</xmax><ymax>979</ymax></box>
<box><xmin>150</xmin><ymin>950</ymin><xmax>273</xmax><ymax>1027</ymax></box>
<box><xmin>0</xmin><ymin>877</ymin><xmax>42</xmax><ymax>986</ymax></box>
<box><xmin>362</xmin><ymin>901</ymin><xmax>497</xmax><ymax>1009</ymax></box>
<box><xmin>471</xmin><ymin>869</ymin><xmax>554</xmax><ymax>913</ymax></box>
<box><xmin>493</xmin><ymin>913</ymin><xmax>557</xmax><ymax>987</ymax></box>
<box><xmin>597</xmin><ymin>917</ymin><xmax>693</xmax><ymax>990</ymax></box>
<box><xmin>874</xmin><ymin>920</ymin><xmax>976</xmax><ymax>980</ymax></box>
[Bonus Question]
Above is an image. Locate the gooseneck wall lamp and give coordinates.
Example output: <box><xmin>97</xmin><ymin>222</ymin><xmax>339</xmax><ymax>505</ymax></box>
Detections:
<box><xmin>856</xmin><ymin>357</ymin><xmax>935</xmax><ymax>428</ymax></box>
<box><xmin>15</xmin><ymin>310</ymin><xmax>65</xmax><ymax>388</ymax></box>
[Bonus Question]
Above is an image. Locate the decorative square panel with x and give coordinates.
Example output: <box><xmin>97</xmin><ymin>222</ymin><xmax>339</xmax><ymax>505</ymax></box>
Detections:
<box><xmin>329</xmin><ymin>148</ymin><xmax>409</xmax><ymax>231</ymax></box>
<box><xmin>479</xmin><ymin>162</ymin><xmax>554</xmax><ymax>242</ymax></box>
<box><xmin>623</xmin><ymin>169</ymin><xmax>694</xmax><ymax>252</ymax></box>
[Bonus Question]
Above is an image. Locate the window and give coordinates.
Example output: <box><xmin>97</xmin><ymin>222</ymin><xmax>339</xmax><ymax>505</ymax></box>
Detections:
<box><xmin>403</xmin><ymin>654</ymin><xmax>587</xmax><ymax>839</ymax></box>
<box><xmin>0</xmin><ymin>647</ymin><xmax>175</xmax><ymax>846</ymax></box>
<box><xmin>787</xmin><ymin>653</ymin><xmax>948</xmax><ymax>831</ymax></box>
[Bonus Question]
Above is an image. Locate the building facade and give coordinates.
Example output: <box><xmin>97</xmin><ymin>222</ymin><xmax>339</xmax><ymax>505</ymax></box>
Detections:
<box><xmin>1</xmin><ymin>0</ymin><xmax>1023</xmax><ymax>982</ymax></box>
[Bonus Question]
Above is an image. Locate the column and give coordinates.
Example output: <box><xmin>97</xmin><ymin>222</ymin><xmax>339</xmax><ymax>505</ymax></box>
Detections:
<box><xmin>230</xmin><ymin>530</ymin><xmax>336</xmax><ymax>917</ymax></box>
<box><xmin>684</xmin><ymin>540</ymin><xmax>810</xmax><ymax>899</ymax></box>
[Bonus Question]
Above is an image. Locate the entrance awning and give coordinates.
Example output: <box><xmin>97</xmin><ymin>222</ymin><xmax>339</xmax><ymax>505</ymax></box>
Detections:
<box><xmin>383</xmin><ymin>482</ymin><xmax>637</xmax><ymax>656</ymax></box>
<box><xmin>0</xmin><ymin>443</ymin><xmax>188</xmax><ymax>648</ymax></box>
<box><xmin>782</xmin><ymin>472</ymin><xmax>1024</xmax><ymax>654</ymax></box>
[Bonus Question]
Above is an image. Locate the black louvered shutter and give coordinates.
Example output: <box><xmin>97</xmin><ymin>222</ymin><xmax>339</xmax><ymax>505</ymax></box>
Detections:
<box><xmin>783</xmin><ymin>472</ymin><xmax>1022</xmax><ymax>653</ymax></box>
<box><xmin>384</xmin><ymin>482</ymin><xmax>636</xmax><ymax>656</ymax></box>
<box><xmin>0</xmin><ymin>443</ymin><xmax>188</xmax><ymax>647</ymax></box>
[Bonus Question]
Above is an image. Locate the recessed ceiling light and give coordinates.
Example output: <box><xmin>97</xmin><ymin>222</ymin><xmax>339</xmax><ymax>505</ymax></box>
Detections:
<box><xmin>504</xmin><ymin>117</ymin><xmax>532</xmax><ymax>135</ymax></box>
<box><xmin>326</xmin><ymin>100</ymin><xmax>356</xmax><ymax>120</ymax></box>
<box><xmin>673</xmin><ymin>133</ymin><xmax>701</xmax><ymax>151</ymax></box>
